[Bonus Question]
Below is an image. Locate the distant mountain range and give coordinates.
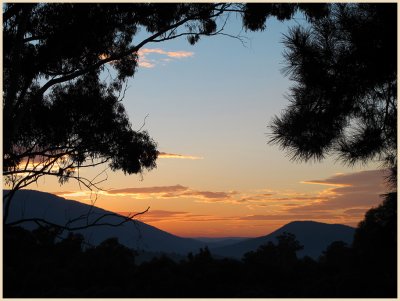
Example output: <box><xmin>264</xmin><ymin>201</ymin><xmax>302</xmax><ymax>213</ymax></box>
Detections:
<box><xmin>194</xmin><ymin>237</ymin><xmax>247</xmax><ymax>249</ymax></box>
<box><xmin>4</xmin><ymin>189</ymin><xmax>205</xmax><ymax>254</ymax></box>
<box><xmin>211</xmin><ymin>220</ymin><xmax>355</xmax><ymax>259</ymax></box>
<box><xmin>4</xmin><ymin>190</ymin><xmax>355</xmax><ymax>260</ymax></box>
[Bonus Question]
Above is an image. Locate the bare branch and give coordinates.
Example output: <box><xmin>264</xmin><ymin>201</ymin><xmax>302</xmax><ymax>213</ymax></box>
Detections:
<box><xmin>117</xmin><ymin>80</ymin><xmax>130</xmax><ymax>102</ymax></box>
<box><xmin>36</xmin><ymin>7</ymin><xmax>223</xmax><ymax>97</ymax></box>
<box><xmin>5</xmin><ymin>207</ymin><xmax>150</xmax><ymax>232</ymax></box>
<box><xmin>138</xmin><ymin>114</ymin><xmax>150</xmax><ymax>132</ymax></box>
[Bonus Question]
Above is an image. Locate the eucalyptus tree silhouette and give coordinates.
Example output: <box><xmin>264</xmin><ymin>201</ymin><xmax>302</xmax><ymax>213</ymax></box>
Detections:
<box><xmin>3</xmin><ymin>3</ymin><xmax>329</xmax><ymax>225</ymax></box>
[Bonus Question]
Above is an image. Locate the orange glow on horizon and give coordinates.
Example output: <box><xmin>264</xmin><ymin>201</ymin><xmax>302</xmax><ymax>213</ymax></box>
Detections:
<box><xmin>19</xmin><ymin>169</ymin><xmax>384</xmax><ymax>238</ymax></box>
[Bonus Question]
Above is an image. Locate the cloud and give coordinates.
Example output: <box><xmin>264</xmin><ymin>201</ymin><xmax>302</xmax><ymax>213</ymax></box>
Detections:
<box><xmin>240</xmin><ymin>214</ymin><xmax>341</xmax><ymax>221</ymax></box>
<box><xmin>288</xmin><ymin>169</ymin><xmax>386</xmax><ymax>213</ymax></box>
<box><xmin>234</xmin><ymin>169</ymin><xmax>387</xmax><ymax>225</ymax></box>
<box><xmin>182</xmin><ymin>190</ymin><xmax>235</xmax><ymax>200</ymax></box>
<box><xmin>166</xmin><ymin>51</ymin><xmax>194</xmax><ymax>58</ymax></box>
<box><xmin>116</xmin><ymin>209</ymin><xmax>232</xmax><ymax>223</ymax></box>
<box><xmin>158</xmin><ymin>152</ymin><xmax>203</xmax><ymax>160</ymax></box>
<box><xmin>97</xmin><ymin>49</ymin><xmax>194</xmax><ymax>69</ymax></box>
<box><xmin>343</xmin><ymin>208</ymin><xmax>371</xmax><ymax>217</ymax></box>
<box><xmin>57</xmin><ymin>185</ymin><xmax>237</xmax><ymax>202</ymax></box>
<box><xmin>138</xmin><ymin>48</ymin><xmax>194</xmax><ymax>58</ymax></box>
<box><xmin>117</xmin><ymin>209</ymin><xmax>188</xmax><ymax>222</ymax></box>
<box><xmin>301</xmin><ymin>169</ymin><xmax>386</xmax><ymax>187</ymax></box>
<box><xmin>236</xmin><ymin>191</ymin><xmax>328</xmax><ymax>205</ymax></box>
<box><xmin>138</xmin><ymin>61</ymin><xmax>155</xmax><ymax>68</ymax></box>
<box><xmin>55</xmin><ymin>191</ymin><xmax>91</xmax><ymax>198</ymax></box>
<box><xmin>55</xmin><ymin>169</ymin><xmax>387</xmax><ymax>229</ymax></box>
<box><xmin>107</xmin><ymin>185</ymin><xmax>187</xmax><ymax>195</ymax></box>
<box><xmin>137</xmin><ymin>48</ymin><xmax>194</xmax><ymax>68</ymax></box>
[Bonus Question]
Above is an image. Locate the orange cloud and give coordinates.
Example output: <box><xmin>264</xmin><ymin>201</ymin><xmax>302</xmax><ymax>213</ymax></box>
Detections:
<box><xmin>138</xmin><ymin>60</ymin><xmax>155</xmax><ymax>68</ymax></box>
<box><xmin>239</xmin><ymin>214</ymin><xmax>341</xmax><ymax>221</ymax></box>
<box><xmin>302</xmin><ymin>169</ymin><xmax>387</xmax><ymax>187</ymax></box>
<box><xmin>343</xmin><ymin>208</ymin><xmax>371</xmax><ymax>217</ymax></box>
<box><xmin>54</xmin><ymin>169</ymin><xmax>387</xmax><ymax>233</ymax></box>
<box><xmin>158</xmin><ymin>152</ymin><xmax>203</xmax><ymax>160</ymax></box>
<box><xmin>138</xmin><ymin>48</ymin><xmax>194</xmax><ymax>58</ymax></box>
<box><xmin>137</xmin><ymin>48</ymin><xmax>194</xmax><ymax>68</ymax></box>
<box><xmin>286</xmin><ymin>169</ymin><xmax>386</xmax><ymax>214</ymax></box>
<box><xmin>300</xmin><ymin>181</ymin><xmax>351</xmax><ymax>187</ymax></box>
<box><xmin>57</xmin><ymin>185</ymin><xmax>237</xmax><ymax>202</ymax></box>
<box><xmin>107</xmin><ymin>185</ymin><xmax>187</xmax><ymax>195</ymax></box>
<box><xmin>166</xmin><ymin>51</ymin><xmax>194</xmax><ymax>58</ymax></box>
<box><xmin>116</xmin><ymin>210</ymin><xmax>232</xmax><ymax>223</ymax></box>
<box><xmin>182</xmin><ymin>190</ymin><xmax>237</xmax><ymax>200</ymax></box>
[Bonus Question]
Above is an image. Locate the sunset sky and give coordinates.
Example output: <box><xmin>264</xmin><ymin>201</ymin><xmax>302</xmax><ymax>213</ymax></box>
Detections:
<box><xmin>19</xmin><ymin>15</ymin><xmax>387</xmax><ymax>238</ymax></box>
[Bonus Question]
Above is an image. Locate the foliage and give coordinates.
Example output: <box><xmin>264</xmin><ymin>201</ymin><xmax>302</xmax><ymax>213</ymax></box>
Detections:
<box><xmin>4</xmin><ymin>224</ymin><xmax>395</xmax><ymax>298</ymax></box>
<box><xmin>4</xmin><ymin>3</ymin><xmax>252</xmax><ymax>224</ymax></box>
<box><xmin>243</xmin><ymin>232</ymin><xmax>303</xmax><ymax>267</ymax></box>
<box><xmin>269</xmin><ymin>4</ymin><xmax>397</xmax><ymax>182</ymax></box>
<box><xmin>3</xmin><ymin>5</ymin><xmax>396</xmax><ymax>296</ymax></box>
<box><xmin>241</xmin><ymin>3</ymin><xmax>328</xmax><ymax>31</ymax></box>
<box><xmin>2</xmin><ymin>3</ymin><xmax>329</xmax><ymax>224</ymax></box>
<box><xmin>352</xmin><ymin>192</ymin><xmax>397</xmax><ymax>290</ymax></box>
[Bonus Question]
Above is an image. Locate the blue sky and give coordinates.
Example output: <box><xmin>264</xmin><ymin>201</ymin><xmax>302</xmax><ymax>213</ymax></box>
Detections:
<box><xmin>29</xmin><ymin>14</ymin><xmax>385</xmax><ymax>237</ymax></box>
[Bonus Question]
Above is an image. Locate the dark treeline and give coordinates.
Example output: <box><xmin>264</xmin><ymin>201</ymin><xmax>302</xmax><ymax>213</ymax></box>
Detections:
<box><xmin>4</xmin><ymin>193</ymin><xmax>396</xmax><ymax>298</ymax></box>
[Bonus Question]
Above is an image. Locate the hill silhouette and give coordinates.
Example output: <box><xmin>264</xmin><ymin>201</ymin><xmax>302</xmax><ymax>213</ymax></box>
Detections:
<box><xmin>5</xmin><ymin>190</ymin><xmax>354</xmax><ymax>259</ymax></box>
<box><xmin>3</xmin><ymin>190</ymin><xmax>395</xmax><ymax>298</ymax></box>
<box><xmin>4</xmin><ymin>189</ymin><xmax>205</xmax><ymax>254</ymax></box>
<box><xmin>212</xmin><ymin>221</ymin><xmax>355</xmax><ymax>259</ymax></box>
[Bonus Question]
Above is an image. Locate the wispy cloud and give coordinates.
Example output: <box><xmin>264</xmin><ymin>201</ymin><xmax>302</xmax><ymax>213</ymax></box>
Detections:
<box><xmin>158</xmin><ymin>152</ymin><xmax>203</xmax><ymax>160</ymax></box>
<box><xmin>98</xmin><ymin>48</ymin><xmax>194</xmax><ymax>69</ymax></box>
<box><xmin>57</xmin><ymin>185</ymin><xmax>236</xmax><ymax>202</ymax></box>
<box><xmin>137</xmin><ymin>48</ymin><xmax>194</xmax><ymax>68</ymax></box>
<box><xmin>239</xmin><ymin>213</ymin><xmax>341</xmax><ymax>221</ymax></box>
<box><xmin>183</xmin><ymin>190</ymin><xmax>236</xmax><ymax>200</ymax></box>
<box><xmin>107</xmin><ymin>185</ymin><xmax>187</xmax><ymax>195</ymax></box>
<box><xmin>116</xmin><ymin>209</ymin><xmax>232</xmax><ymax>223</ymax></box>
<box><xmin>292</xmin><ymin>169</ymin><xmax>386</xmax><ymax>212</ymax></box>
<box><xmin>55</xmin><ymin>169</ymin><xmax>387</xmax><ymax>228</ymax></box>
<box><xmin>301</xmin><ymin>169</ymin><xmax>386</xmax><ymax>187</ymax></box>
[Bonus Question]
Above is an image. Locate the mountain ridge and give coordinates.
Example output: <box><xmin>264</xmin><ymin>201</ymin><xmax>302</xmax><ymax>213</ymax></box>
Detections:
<box><xmin>211</xmin><ymin>220</ymin><xmax>355</xmax><ymax>259</ymax></box>
<box><xmin>4</xmin><ymin>189</ymin><xmax>206</xmax><ymax>254</ymax></box>
<box><xmin>4</xmin><ymin>189</ymin><xmax>355</xmax><ymax>259</ymax></box>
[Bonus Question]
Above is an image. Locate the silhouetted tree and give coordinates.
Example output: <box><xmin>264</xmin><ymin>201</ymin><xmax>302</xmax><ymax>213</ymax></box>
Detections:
<box><xmin>320</xmin><ymin>241</ymin><xmax>352</xmax><ymax>269</ymax></box>
<box><xmin>4</xmin><ymin>225</ymin><xmax>396</xmax><ymax>297</ymax></box>
<box><xmin>243</xmin><ymin>232</ymin><xmax>303</xmax><ymax>268</ymax></box>
<box><xmin>3</xmin><ymin>3</ymin><xmax>227</xmax><ymax>223</ymax></box>
<box><xmin>266</xmin><ymin>5</ymin><xmax>396</xmax><ymax>295</ymax></box>
<box><xmin>269</xmin><ymin>3</ymin><xmax>397</xmax><ymax>183</ymax></box>
<box><xmin>3</xmin><ymin>3</ymin><xmax>329</xmax><ymax>225</ymax></box>
<box><xmin>242</xmin><ymin>232</ymin><xmax>304</xmax><ymax>296</ymax></box>
<box><xmin>352</xmin><ymin>192</ymin><xmax>397</xmax><ymax>296</ymax></box>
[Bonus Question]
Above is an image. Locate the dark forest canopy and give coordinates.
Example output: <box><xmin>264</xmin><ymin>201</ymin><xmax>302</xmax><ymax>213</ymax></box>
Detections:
<box><xmin>4</xmin><ymin>216</ymin><xmax>396</xmax><ymax>297</ymax></box>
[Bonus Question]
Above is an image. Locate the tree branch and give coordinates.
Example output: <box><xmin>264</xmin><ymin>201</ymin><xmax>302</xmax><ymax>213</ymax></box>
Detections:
<box><xmin>5</xmin><ymin>207</ymin><xmax>150</xmax><ymax>231</ymax></box>
<box><xmin>36</xmin><ymin>4</ymin><xmax>231</xmax><ymax>97</ymax></box>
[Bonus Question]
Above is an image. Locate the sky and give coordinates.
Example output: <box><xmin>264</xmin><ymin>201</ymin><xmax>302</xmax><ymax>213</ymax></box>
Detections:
<box><xmin>17</xmin><ymin>14</ymin><xmax>387</xmax><ymax>238</ymax></box>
